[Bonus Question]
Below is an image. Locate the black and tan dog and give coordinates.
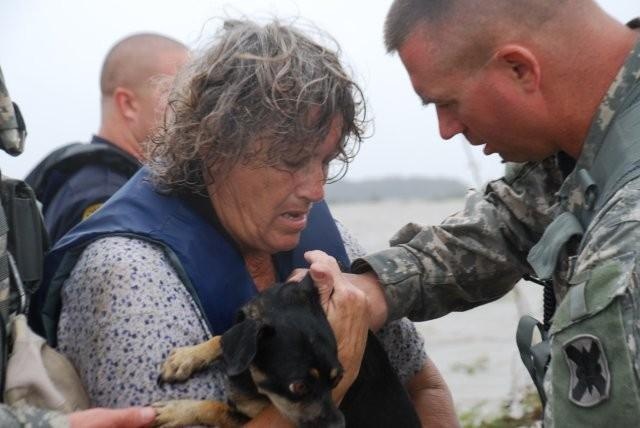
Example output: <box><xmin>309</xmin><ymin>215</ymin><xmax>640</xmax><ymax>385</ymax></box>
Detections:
<box><xmin>153</xmin><ymin>274</ymin><xmax>421</xmax><ymax>428</ymax></box>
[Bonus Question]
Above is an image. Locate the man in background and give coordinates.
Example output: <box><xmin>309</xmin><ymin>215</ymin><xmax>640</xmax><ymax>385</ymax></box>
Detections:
<box><xmin>26</xmin><ymin>33</ymin><xmax>188</xmax><ymax>243</ymax></box>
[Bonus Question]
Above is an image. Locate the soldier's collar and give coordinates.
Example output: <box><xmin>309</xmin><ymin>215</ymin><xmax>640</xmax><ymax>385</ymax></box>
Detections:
<box><xmin>573</xmin><ymin>37</ymin><xmax>640</xmax><ymax>172</ymax></box>
<box><xmin>555</xmin><ymin>38</ymin><xmax>640</xmax><ymax>209</ymax></box>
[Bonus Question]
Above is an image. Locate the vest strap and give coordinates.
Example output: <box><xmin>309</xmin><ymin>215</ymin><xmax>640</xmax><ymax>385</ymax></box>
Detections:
<box><xmin>0</xmin><ymin>178</ymin><xmax>48</xmax><ymax>293</ymax></box>
<box><xmin>24</xmin><ymin>141</ymin><xmax>139</xmax><ymax>209</ymax></box>
<box><xmin>0</xmin><ymin>195</ymin><xmax>10</xmax><ymax>321</ymax></box>
<box><xmin>576</xmin><ymin>169</ymin><xmax>597</xmax><ymax>211</ymax></box>
<box><xmin>569</xmin><ymin>281</ymin><xmax>588</xmax><ymax>321</ymax></box>
<box><xmin>527</xmin><ymin>212</ymin><xmax>584</xmax><ymax>280</ymax></box>
<box><xmin>516</xmin><ymin>315</ymin><xmax>550</xmax><ymax>405</ymax></box>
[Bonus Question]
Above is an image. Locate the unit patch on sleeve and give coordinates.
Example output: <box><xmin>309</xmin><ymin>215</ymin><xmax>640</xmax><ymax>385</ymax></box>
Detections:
<box><xmin>563</xmin><ymin>334</ymin><xmax>610</xmax><ymax>407</ymax></box>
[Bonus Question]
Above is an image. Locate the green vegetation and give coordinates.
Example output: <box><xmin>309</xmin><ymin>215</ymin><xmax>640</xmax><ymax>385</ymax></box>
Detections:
<box><xmin>451</xmin><ymin>356</ymin><xmax>489</xmax><ymax>375</ymax></box>
<box><xmin>459</xmin><ymin>388</ymin><xmax>542</xmax><ymax>428</ymax></box>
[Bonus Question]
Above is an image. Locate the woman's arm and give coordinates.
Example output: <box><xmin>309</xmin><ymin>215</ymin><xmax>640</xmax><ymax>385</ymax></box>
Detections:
<box><xmin>375</xmin><ymin>317</ymin><xmax>459</xmax><ymax>426</ymax></box>
<box><xmin>407</xmin><ymin>358</ymin><xmax>459</xmax><ymax>428</ymax></box>
<box><xmin>57</xmin><ymin>236</ymin><xmax>224</xmax><ymax>408</ymax></box>
<box><xmin>245</xmin><ymin>406</ymin><xmax>293</xmax><ymax>427</ymax></box>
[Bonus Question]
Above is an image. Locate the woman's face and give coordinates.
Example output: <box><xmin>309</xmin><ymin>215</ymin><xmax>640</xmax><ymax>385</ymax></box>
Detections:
<box><xmin>209</xmin><ymin>117</ymin><xmax>343</xmax><ymax>255</ymax></box>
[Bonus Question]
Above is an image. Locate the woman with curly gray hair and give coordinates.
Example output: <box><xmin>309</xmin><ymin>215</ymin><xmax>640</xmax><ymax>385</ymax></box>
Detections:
<box><xmin>43</xmin><ymin>19</ymin><xmax>455</xmax><ymax>427</ymax></box>
<box><xmin>148</xmin><ymin>19</ymin><xmax>363</xmax><ymax>197</ymax></box>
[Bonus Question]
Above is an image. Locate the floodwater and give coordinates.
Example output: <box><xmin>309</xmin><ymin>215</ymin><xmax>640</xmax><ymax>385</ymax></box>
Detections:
<box><xmin>331</xmin><ymin>198</ymin><xmax>543</xmax><ymax>416</ymax></box>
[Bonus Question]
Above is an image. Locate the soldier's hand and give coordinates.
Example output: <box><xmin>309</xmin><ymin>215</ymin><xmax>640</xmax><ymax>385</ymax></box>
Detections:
<box><xmin>68</xmin><ymin>406</ymin><xmax>156</xmax><ymax>428</ymax></box>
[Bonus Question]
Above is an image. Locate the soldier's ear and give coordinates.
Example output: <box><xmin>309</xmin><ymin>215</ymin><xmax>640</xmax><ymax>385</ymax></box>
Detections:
<box><xmin>493</xmin><ymin>44</ymin><xmax>541</xmax><ymax>93</ymax></box>
<box><xmin>221</xmin><ymin>319</ymin><xmax>273</xmax><ymax>376</ymax></box>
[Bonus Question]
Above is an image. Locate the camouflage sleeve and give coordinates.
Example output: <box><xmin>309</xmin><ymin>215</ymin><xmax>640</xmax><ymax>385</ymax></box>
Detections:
<box><xmin>0</xmin><ymin>67</ymin><xmax>25</xmax><ymax>156</ymax></box>
<box><xmin>353</xmin><ymin>157</ymin><xmax>564</xmax><ymax>322</ymax></box>
<box><xmin>0</xmin><ymin>404</ymin><xmax>69</xmax><ymax>428</ymax></box>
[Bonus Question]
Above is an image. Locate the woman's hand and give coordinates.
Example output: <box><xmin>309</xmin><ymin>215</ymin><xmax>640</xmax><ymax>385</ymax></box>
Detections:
<box><xmin>68</xmin><ymin>407</ymin><xmax>156</xmax><ymax>428</ymax></box>
<box><xmin>289</xmin><ymin>268</ymin><xmax>389</xmax><ymax>332</ymax></box>
<box><xmin>304</xmin><ymin>250</ymin><xmax>369</xmax><ymax>403</ymax></box>
<box><xmin>344</xmin><ymin>271</ymin><xmax>388</xmax><ymax>332</ymax></box>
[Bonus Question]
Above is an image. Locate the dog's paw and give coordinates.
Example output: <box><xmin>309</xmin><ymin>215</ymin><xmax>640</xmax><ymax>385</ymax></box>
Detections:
<box><xmin>159</xmin><ymin>345</ymin><xmax>210</xmax><ymax>382</ymax></box>
<box><xmin>152</xmin><ymin>400</ymin><xmax>200</xmax><ymax>427</ymax></box>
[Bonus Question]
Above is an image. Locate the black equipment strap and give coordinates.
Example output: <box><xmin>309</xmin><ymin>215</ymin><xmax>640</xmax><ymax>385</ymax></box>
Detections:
<box><xmin>25</xmin><ymin>142</ymin><xmax>139</xmax><ymax>205</ymax></box>
<box><xmin>0</xmin><ymin>177</ymin><xmax>48</xmax><ymax>295</ymax></box>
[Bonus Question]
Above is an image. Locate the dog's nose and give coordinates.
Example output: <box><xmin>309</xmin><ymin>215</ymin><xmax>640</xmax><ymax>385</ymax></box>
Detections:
<box><xmin>325</xmin><ymin>411</ymin><xmax>345</xmax><ymax>428</ymax></box>
<box><xmin>301</xmin><ymin>401</ymin><xmax>345</xmax><ymax>428</ymax></box>
<box><xmin>301</xmin><ymin>411</ymin><xmax>345</xmax><ymax>428</ymax></box>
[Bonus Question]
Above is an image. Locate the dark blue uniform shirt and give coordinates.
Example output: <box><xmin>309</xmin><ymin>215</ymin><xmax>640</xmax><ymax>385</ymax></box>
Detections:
<box><xmin>43</xmin><ymin>136</ymin><xmax>139</xmax><ymax>244</ymax></box>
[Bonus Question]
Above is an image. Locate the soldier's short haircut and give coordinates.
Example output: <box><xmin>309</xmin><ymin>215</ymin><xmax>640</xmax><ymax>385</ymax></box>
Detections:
<box><xmin>100</xmin><ymin>33</ymin><xmax>187</xmax><ymax>96</ymax></box>
<box><xmin>384</xmin><ymin>0</ymin><xmax>570</xmax><ymax>56</ymax></box>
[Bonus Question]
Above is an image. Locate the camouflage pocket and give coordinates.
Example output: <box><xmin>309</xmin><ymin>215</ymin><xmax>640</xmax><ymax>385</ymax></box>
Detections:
<box><xmin>547</xmin><ymin>253</ymin><xmax>640</xmax><ymax>426</ymax></box>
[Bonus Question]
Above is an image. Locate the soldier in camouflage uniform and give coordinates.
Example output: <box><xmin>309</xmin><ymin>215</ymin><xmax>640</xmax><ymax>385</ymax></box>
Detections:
<box><xmin>326</xmin><ymin>1</ymin><xmax>640</xmax><ymax>426</ymax></box>
<box><xmin>0</xmin><ymin>69</ymin><xmax>25</xmax><ymax>157</ymax></box>
<box><xmin>1</xmin><ymin>68</ymin><xmax>156</xmax><ymax>427</ymax></box>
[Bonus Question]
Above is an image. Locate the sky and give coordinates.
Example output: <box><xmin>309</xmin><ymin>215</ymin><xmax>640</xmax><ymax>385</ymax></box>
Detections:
<box><xmin>2</xmin><ymin>0</ymin><xmax>638</xmax><ymax>186</ymax></box>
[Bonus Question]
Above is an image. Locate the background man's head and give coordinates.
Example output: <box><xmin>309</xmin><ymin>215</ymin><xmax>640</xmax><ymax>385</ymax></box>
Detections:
<box><xmin>383</xmin><ymin>0</ymin><xmax>631</xmax><ymax>162</ymax></box>
<box><xmin>99</xmin><ymin>33</ymin><xmax>189</xmax><ymax>158</ymax></box>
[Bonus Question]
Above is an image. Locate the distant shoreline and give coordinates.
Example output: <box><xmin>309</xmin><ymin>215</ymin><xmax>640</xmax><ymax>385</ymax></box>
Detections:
<box><xmin>328</xmin><ymin>196</ymin><xmax>465</xmax><ymax>206</ymax></box>
<box><xmin>325</xmin><ymin>176</ymin><xmax>469</xmax><ymax>204</ymax></box>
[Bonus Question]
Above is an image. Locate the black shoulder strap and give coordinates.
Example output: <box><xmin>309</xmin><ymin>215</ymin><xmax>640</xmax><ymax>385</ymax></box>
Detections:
<box><xmin>0</xmin><ymin>177</ymin><xmax>48</xmax><ymax>296</ymax></box>
<box><xmin>0</xmin><ymin>171</ymin><xmax>48</xmax><ymax>402</ymax></box>
<box><xmin>24</xmin><ymin>142</ymin><xmax>83</xmax><ymax>198</ymax></box>
<box><xmin>24</xmin><ymin>142</ymin><xmax>139</xmax><ymax>203</ymax></box>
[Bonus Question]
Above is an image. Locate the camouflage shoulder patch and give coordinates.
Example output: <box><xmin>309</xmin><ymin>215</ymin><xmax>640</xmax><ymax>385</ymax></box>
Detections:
<box><xmin>82</xmin><ymin>203</ymin><xmax>103</xmax><ymax>220</ymax></box>
<box><xmin>563</xmin><ymin>334</ymin><xmax>610</xmax><ymax>407</ymax></box>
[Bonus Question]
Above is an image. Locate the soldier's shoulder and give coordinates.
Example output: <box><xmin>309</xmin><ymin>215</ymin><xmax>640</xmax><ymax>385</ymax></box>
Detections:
<box><xmin>591</xmin><ymin>174</ymin><xmax>640</xmax><ymax>230</ymax></box>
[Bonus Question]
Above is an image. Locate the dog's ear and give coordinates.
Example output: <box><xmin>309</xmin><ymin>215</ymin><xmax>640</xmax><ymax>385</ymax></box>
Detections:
<box><xmin>222</xmin><ymin>318</ymin><xmax>269</xmax><ymax>376</ymax></box>
<box><xmin>298</xmin><ymin>272</ymin><xmax>315</xmax><ymax>293</ymax></box>
<box><xmin>297</xmin><ymin>272</ymin><xmax>324</xmax><ymax>309</ymax></box>
<box><xmin>233</xmin><ymin>308</ymin><xmax>247</xmax><ymax>323</ymax></box>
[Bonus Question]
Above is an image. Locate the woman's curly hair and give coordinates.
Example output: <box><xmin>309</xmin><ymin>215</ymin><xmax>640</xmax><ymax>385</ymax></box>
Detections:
<box><xmin>146</xmin><ymin>19</ymin><xmax>366</xmax><ymax>195</ymax></box>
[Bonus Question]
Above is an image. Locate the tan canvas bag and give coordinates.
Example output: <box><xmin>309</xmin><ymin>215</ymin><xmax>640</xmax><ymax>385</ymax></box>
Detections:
<box><xmin>3</xmin><ymin>314</ymin><xmax>89</xmax><ymax>413</ymax></box>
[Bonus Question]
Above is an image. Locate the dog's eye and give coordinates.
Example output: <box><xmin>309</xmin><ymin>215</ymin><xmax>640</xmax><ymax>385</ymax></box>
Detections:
<box><xmin>289</xmin><ymin>380</ymin><xmax>308</xmax><ymax>396</ymax></box>
<box><xmin>330</xmin><ymin>368</ymin><xmax>343</xmax><ymax>388</ymax></box>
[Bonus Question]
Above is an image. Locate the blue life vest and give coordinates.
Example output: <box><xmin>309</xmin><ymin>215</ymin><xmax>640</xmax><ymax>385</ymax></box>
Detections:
<box><xmin>34</xmin><ymin>168</ymin><xmax>349</xmax><ymax>346</ymax></box>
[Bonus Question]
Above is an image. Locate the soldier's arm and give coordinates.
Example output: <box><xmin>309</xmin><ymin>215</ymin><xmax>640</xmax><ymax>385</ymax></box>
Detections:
<box><xmin>352</xmin><ymin>157</ymin><xmax>563</xmax><ymax>323</ymax></box>
<box><xmin>0</xmin><ymin>404</ymin><xmax>68</xmax><ymax>427</ymax></box>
